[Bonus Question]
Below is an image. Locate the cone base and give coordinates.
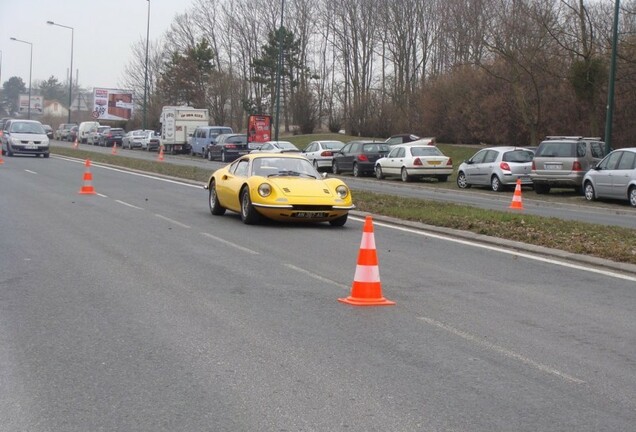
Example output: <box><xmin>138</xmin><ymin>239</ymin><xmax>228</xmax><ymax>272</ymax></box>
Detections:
<box><xmin>338</xmin><ymin>296</ymin><xmax>395</xmax><ymax>306</ymax></box>
<box><xmin>509</xmin><ymin>203</ymin><xmax>523</xmax><ymax>209</ymax></box>
<box><xmin>79</xmin><ymin>189</ymin><xmax>96</xmax><ymax>195</ymax></box>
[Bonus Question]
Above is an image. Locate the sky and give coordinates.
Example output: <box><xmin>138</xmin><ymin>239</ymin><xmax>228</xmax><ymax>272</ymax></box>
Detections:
<box><xmin>0</xmin><ymin>0</ymin><xmax>194</xmax><ymax>91</ymax></box>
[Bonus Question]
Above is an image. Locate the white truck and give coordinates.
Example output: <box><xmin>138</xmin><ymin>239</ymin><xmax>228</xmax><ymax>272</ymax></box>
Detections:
<box><xmin>159</xmin><ymin>106</ymin><xmax>209</xmax><ymax>154</ymax></box>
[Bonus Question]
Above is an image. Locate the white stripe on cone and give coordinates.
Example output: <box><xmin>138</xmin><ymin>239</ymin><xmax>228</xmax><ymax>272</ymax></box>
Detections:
<box><xmin>359</xmin><ymin>232</ymin><xmax>376</xmax><ymax>249</ymax></box>
<box><xmin>353</xmin><ymin>264</ymin><xmax>381</xmax><ymax>282</ymax></box>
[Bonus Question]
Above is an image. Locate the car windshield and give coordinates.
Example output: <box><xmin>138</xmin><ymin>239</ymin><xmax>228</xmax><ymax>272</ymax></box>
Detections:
<box><xmin>410</xmin><ymin>146</ymin><xmax>443</xmax><ymax>156</ymax></box>
<box><xmin>10</xmin><ymin>122</ymin><xmax>45</xmax><ymax>134</ymax></box>
<box><xmin>252</xmin><ymin>157</ymin><xmax>318</xmax><ymax>178</ymax></box>
<box><xmin>503</xmin><ymin>150</ymin><xmax>534</xmax><ymax>162</ymax></box>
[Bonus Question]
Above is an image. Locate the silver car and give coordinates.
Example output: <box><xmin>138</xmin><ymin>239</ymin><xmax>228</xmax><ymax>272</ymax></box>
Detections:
<box><xmin>301</xmin><ymin>140</ymin><xmax>345</xmax><ymax>171</ymax></box>
<box><xmin>583</xmin><ymin>148</ymin><xmax>636</xmax><ymax>207</ymax></box>
<box><xmin>457</xmin><ymin>146</ymin><xmax>534</xmax><ymax>192</ymax></box>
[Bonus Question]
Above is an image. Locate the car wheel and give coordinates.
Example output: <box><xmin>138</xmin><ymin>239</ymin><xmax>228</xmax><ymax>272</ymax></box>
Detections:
<box><xmin>437</xmin><ymin>175</ymin><xmax>448</xmax><ymax>182</ymax></box>
<box><xmin>534</xmin><ymin>183</ymin><xmax>550</xmax><ymax>194</ymax></box>
<box><xmin>491</xmin><ymin>175</ymin><xmax>503</xmax><ymax>192</ymax></box>
<box><xmin>7</xmin><ymin>145</ymin><xmax>13</xmax><ymax>157</ymax></box>
<box><xmin>240</xmin><ymin>188</ymin><xmax>261</xmax><ymax>225</ymax></box>
<box><xmin>375</xmin><ymin>165</ymin><xmax>384</xmax><ymax>180</ymax></box>
<box><xmin>401</xmin><ymin>167</ymin><xmax>411</xmax><ymax>182</ymax></box>
<box><xmin>353</xmin><ymin>163</ymin><xmax>361</xmax><ymax>177</ymax></box>
<box><xmin>208</xmin><ymin>181</ymin><xmax>226</xmax><ymax>215</ymax></box>
<box><xmin>456</xmin><ymin>171</ymin><xmax>470</xmax><ymax>189</ymax></box>
<box><xmin>329</xmin><ymin>214</ymin><xmax>348</xmax><ymax>227</ymax></box>
<box><xmin>313</xmin><ymin>160</ymin><xmax>320</xmax><ymax>171</ymax></box>
<box><xmin>43</xmin><ymin>153</ymin><xmax>50</xmax><ymax>158</ymax></box>
<box><xmin>584</xmin><ymin>181</ymin><xmax>596</xmax><ymax>201</ymax></box>
<box><xmin>207</xmin><ymin>150</ymin><xmax>213</xmax><ymax>161</ymax></box>
<box><xmin>332</xmin><ymin>161</ymin><xmax>340</xmax><ymax>175</ymax></box>
<box><xmin>629</xmin><ymin>186</ymin><xmax>636</xmax><ymax>208</ymax></box>
<box><xmin>221</xmin><ymin>150</ymin><xmax>227</xmax><ymax>163</ymax></box>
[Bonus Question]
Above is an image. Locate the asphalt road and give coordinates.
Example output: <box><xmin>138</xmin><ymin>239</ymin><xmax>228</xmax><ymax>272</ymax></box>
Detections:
<box><xmin>51</xmin><ymin>140</ymin><xmax>636</xmax><ymax>229</ymax></box>
<box><xmin>1</xmin><ymin>155</ymin><xmax>636</xmax><ymax>431</ymax></box>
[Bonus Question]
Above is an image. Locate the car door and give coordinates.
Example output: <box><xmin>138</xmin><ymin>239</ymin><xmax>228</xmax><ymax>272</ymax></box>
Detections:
<box><xmin>384</xmin><ymin>147</ymin><xmax>404</xmax><ymax>175</ymax></box>
<box><xmin>611</xmin><ymin>151</ymin><xmax>636</xmax><ymax>198</ymax></box>
<box><xmin>463</xmin><ymin>150</ymin><xmax>488</xmax><ymax>184</ymax></box>
<box><xmin>595</xmin><ymin>151</ymin><xmax>621</xmax><ymax>197</ymax></box>
<box><xmin>303</xmin><ymin>142</ymin><xmax>317</xmax><ymax>163</ymax></box>
<box><xmin>344</xmin><ymin>143</ymin><xmax>361</xmax><ymax>171</ymax></box>
<box><xmin>217</xmin><ymin>159</ymin><xmax>249</xmax><ymax>211</ymax></box>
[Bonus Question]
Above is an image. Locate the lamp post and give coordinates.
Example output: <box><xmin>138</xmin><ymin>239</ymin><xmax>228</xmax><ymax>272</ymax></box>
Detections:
<box><xmin>10</xmin><ymin>37</ymin><xmax>33</xmax><ymax>119</ymax></box>
<box><xmin>143</xmin><ymin>0</ymin><xmax>150</xmax><ymax>130</ymax></box>
<box><xmin>604</xmin><ymin>0</ymin><xmax>620</xmax><ymax>154</ymax></box>
<box><xmin>274</xmin><ymin>0</ymin><xmax>285</xmax><ymax>141</ymax></box>
<box><xmin>47</xmin><ymin>21</ymin><xmax>74</xmax><ymax>124</ymax></box>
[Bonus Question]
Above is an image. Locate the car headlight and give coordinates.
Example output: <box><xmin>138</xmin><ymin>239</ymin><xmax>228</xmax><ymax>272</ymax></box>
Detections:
<box><xmin>10</xmin><ymin>137</ymin><xmax>21</xmax><ymax>145</ymax></box>
<box><xmin>258</xmin><ymin>183</ymin><xmax>272</xmax><ymax>197</ymax></box>
<box><xmin>336</xmin><ymin>185</ymin><xmax>349</xmax><ymax>199</ymax></box>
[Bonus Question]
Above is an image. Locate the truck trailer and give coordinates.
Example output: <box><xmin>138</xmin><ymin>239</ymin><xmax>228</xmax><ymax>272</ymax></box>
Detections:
<box><xmin>159</xmin><ymin>106</ymin><xmax>209</xmax><ymax>154</ymax></box>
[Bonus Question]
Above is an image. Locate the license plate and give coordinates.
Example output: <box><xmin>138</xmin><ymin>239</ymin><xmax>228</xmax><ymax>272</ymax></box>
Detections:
<box><xmin>293</xmin><ymin>212</ymin><xmax>327</xmax><ymax>218</ymax></box>
<box><xmin>545</xmin><ymin>164</ymin><xmax>562</xmax><ymax>170</ymax></box>
<box><xmin>428</xmin><ymin>160</ymin><xmax>441</xmax><ymax>165</ymax></box>
<box><xmin>238</xmin><ymin>150</ymin><xmax>249</xmax><ymax>155</ymax></box>
<box><xmin>25</xmin><ymin>145</ymin><xmax>38</xmax><ymax>149</ymax></box>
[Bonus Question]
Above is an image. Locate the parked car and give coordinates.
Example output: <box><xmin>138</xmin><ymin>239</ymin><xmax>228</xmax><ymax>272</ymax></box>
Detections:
<box><xmin>54</xmin><ymin>123</ymin><xmax>76</xmax><ymax>141</ymax></box>
<box><xmin>139</xmin><ymin>130</ymin><xmax>161</xmax><ymax>151</ymax></box>
<box><xmin>87</xmin><ymin>125</ymin><xmax>110</xmax><ymax>145</ymax></box>
<box><xmin>375</xmin><ymin>143</ymin><xmax>453</xmax><ymax>182</ymax></box>
<box><xmin>78</xmin><ymin>121</ymin><xmax>100</xmax><ymax>143</ymax></box>
<box><xmin>0</xmin><ymin>119</ymin><xmax>50</xmax><ymax>158</ymax></box>
<box><xmin>98</xmin><ymin>127</ymin><xmax>125</xmax><ymax>147</ymax></box>
<box><xmin>456</xmin><ymin>146</ymin><xmax>534</xmax><ymax>191</ymax></box>
<box><xmin>332</xmin><ymin>141</ymin><xmax>390</xmax><ymax>177</ymax></box>
<box><xmin>204</xmin><ymin>153</ymin><xmax>355</xmax><ymax>226</ymax></box>
<box><xmin>190</xmin><ymin>126</ymin><xmax>234</xmax><ymax>158</ymax></box>
<box><xmin>69</xmin><ymin>126</ymin><xmax>79</xmax><ymax>143</ymax></box>
<box><xmin>530</xmin><ymin>136</ymin><xmax>608</xmax><ymax>194</ymax></box>
<box><xmin>42</xmin><ymin>124</ymin><xmax>54</xmax><ymax>139</ymax></box>
<box><xmin>206</xmin><ymin>133</ymin><xmax>249</xmax><ymax>162</ymax></box>
<box><xmin>583</xmin><ymin>148</ymin><xmax>636</xmax><ymax>207</ymax></box>
<box><xmin>302</xmin><ymin>140</ymin><xmax>345</xmax><ymax>172</ymax></box>
<box><xmin>384</xmin><ymin>134</ymin><xmax>422</xmax><ymax>146</ymax></box>
<box><xmin>250</xmin><ymin>141</ymin><xmax>300</xmax><ymax>154</ymax></box>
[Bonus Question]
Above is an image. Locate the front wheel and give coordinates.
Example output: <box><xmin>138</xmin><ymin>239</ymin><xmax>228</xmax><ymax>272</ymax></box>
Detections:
<box><xmin>240</xmin><ymin>188</ymin><xmax>261</xmax><ymax>224</ymax></box>
<box><xmin>329</xmin><ymin>214</ymin><xmax>348</xmax><ymax>227</ymax></box>
<box><xmin>456</xmin><ymin>171</ymin><xmax>470</xmax><ymax>189</ymax></box>
<box><xmin>332</xmin><ymin>161</ymin><xmax>340</xmax><ymax>175</ymax></box>
<box><xmin>629</xmin><ymin>186</ymin><xmax>636</xmax><ymax>207</ymax></box>
<box><xmin>375</xmin><ymin>165</ymin><xmax>384</xmax><ymax>180</ymax></box>
<box><xmin>584</xmin><ymin>182</ymin><xmax>596</xmax><ymax>202</ymax></box>
<box><xmin>209</xmin><ymin>182</ymin><xmax>226</xmax><ymax>215</ymax></box>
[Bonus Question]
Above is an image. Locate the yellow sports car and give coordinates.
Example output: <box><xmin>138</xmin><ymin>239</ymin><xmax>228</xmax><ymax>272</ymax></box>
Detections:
<box><xmin>204</xmin><ymin>153</ymin><xmax>356</xmax><ymax>225</ymax></box>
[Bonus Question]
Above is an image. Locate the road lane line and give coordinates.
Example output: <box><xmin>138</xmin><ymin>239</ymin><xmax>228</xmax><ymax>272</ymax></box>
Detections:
<box><xmin>351</xmin><ymin>217</ymin><xmax>636</xmax><ymax>282</ymax></box>
<box><xmin>417</xmin><ymin>316</ymin><xmax>585</xmax><ymax>384</ymax></box>
<box><xmin>284</xmin><ymin>263</ymin><xmax>349</xmax><ymax>289</ymax></box>
<box><xmin>115</xmin><ymin>200</ymin><xmax>144</xmax><ymax>210</ymax></box>
<box><xmin>155</xmin><ymin>214</ymin><xmax>191</xmax><ymax>229</ymax></box>
<box><xmin>96</xmin><ymin>193</ymin><xmax>108</xmax><ymax>198</ymax></box>
<box><xmin>24</xmin><ymin>169</ymin><xmax>37</xmax><ymax>174</ymax></box>
<box><xmin>200</xmin><ymin>232</ymin><xmax>259</xmax><ymax>255</ymax></box>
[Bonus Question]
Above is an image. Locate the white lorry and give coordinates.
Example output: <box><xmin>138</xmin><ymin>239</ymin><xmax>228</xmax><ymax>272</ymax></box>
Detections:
<box><xmin>159</xmin><ymin>106</ymin><xmax>209</xmax><ymax>154</ymax></box>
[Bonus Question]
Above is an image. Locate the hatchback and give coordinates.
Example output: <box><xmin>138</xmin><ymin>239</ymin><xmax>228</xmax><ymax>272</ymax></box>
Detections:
<box><xmin>332</xmin><ymin>141</ymin><xmax>390</xmax><ymax>177</ymax></box>
<box><xmin>583</xmin><ymin>148</ymin><xmax>636</xmax><ymax>207</ymax></box>
<box><xmin>457</xmin><ymin>146</ymin><xmax>534</xmax><ymax>191</ymax></box>
<box><xmin>530</xmin><ymin>136</ymin><xmax>607</xmax><ymax>194</ymax></box>
<box><xmin>1</xmin><ymin>119</ymin><xmax>50</xmax><ymax>158</ymax></box>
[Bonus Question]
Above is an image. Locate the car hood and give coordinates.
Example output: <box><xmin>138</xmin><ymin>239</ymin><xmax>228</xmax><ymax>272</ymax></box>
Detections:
<box><xmin>268</xmin><ymin>177</ymin><xmax>335</xmax><ymax>197</ymax></box>
<box><xmin>9</xmin><ymin>132</ymin><xmax>49</xmax><ymax>141</ymax></box>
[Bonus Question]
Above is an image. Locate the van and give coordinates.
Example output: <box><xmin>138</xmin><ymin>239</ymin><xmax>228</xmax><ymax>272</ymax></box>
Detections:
<box><xmin>78</xmin><ymin>121</ymin><xmax>100</xmax><ymax>144</ymax></box>
<box><xmin>190</xmin><ymin>126</ymin><xmax>233</xmax><ymax>158</ymax></box>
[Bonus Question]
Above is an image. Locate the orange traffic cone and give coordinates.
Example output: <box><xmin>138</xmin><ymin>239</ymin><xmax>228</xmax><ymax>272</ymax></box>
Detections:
<box><xmin>509</xmin><ymin>178</ymin><xmax>524</xmax><ymax>210</ymax></box>
<box><xmin>338</xmin><ymin>216</ymin><xmax>395</xmax><ymax>306</ymax></box>
<box><xmin>157</xmin><ymin>145</ymin><xmax>164</xmax><ymax>162</ymax></box>
<box><xmin>111</xmin><ymin>143</ymin><xmax>118</xmax><ymax>155</ymax></box>
<box><xmin>0</xmin><ymin>151</ymin><xmax>4</xmax><ymax>165</ymax></box>
<box><xmin>78</xmin><ymin>159</ymin><xmax>97</xmax><ymax>195</ymax></box>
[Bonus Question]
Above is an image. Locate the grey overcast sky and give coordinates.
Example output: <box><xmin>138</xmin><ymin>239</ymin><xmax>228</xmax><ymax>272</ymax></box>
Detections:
<box><xmin>0</xmin><ymin>0</ymin><xmax>193</xmax><ymax>90</ymax></box>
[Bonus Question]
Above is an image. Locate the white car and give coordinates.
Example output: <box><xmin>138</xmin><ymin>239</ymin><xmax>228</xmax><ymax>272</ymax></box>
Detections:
<box><xmin>456</xmin><ymin>146</ymin><xmax>534</xmax><ymax>191</ymax></box>
<box><xmin>374</xmin><ymin>143</ymin><xmax>453</xmax><ymax>182</ymax></box>
<box><xmin>250</xmin><ymin>140</ymin><xmax>300</xmax><ymax>154</ymax></box>
<box><xmin>301</xmin><ymin>140</ymin><xmax>345</xmax><ymax>171</ymax></box>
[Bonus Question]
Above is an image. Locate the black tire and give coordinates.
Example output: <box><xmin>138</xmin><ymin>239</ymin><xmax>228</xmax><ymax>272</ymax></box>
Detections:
<box><xmin>584</xmin><ymin>181</ymin><xmax>596</xmax><ymax>202</ymax></box>
<box><xmin>332</xmin><ymin>161</ymin><xmax>340</xmax><ymax>175</ymax></box>
<box><xmin>240</xmin><ymin>188</ymin><xmax>261</xmax><ymax>224</ymax></box>
<box><xmin>456</xmin><ymin>171</ymin><xmax>470</xmax><ymax>189</ymax></box>
<box><xmin>437</xmin><ymin>175</ymin><xmax>448</xmax><ymax>182</ymax></box>
<box><xmin>208</xmin><ymin>181</ymin><xmax>226</xmax><ymax>215</ymax></box>
<box><xmin>491</xmin><ymin>175</ymin><xmax>503</xmax><ymax>192</ymax></box>
<box><xmin>375</xmin><ymin>165</ymin><xmax>384</xmax><ymax>180</ymax></box>
<box><xmin>353</xmin><ymin>163</ymin><xmax>361</xmax><ymax>177</ymax></box>
<box><xmin>401</xmin><ymin>167</ymin><xmax>411</xmax><ymax>182</ymax></box>
<box><xmin>534</xmin><ymin>183</ymin><xmax>550</xmax><ymax>194</ymax></box>
<box><xmin>313</xmin><ymin>160</ymin><xmax>320</xmax><ymax>171</ymax></box>
<box><xmin>207</xmin><ymin>149</ymin><xmax>213</xmax><ymax>161</ymax></box>
<box><xmin>43</xmin><ymin>153</ymin><xmax>50</xmax><ymax>158</ymax></box>
<box><xmin>7</xmin><ymin>145</ymin><xmax>13</xmax><ymax>157</ymax></box>
<box><xmin>629</xmin><ymin>186</ymin><xmax>636</xmax><ymax>208</ymax></box>
<box><xmin>221</xmin><ymin>150</ymin><xmax>227</xmax><ymax>163</ymax></box>
<box><xmin>329</xmin><ymin>214</ymin><xmax>348</xmax><ymax>227</ymax></box>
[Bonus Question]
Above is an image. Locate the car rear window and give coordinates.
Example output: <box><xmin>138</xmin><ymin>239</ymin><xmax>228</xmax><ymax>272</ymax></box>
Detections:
<box><xmin>503</xmin><ymin>150</ymin><xmax>534</xmax><ymax>162</ymax></box>
<box><xmin>227</xmin><ymin>136</ymin><xmax>247</xmax><ymax>144</ymax></box>
<box><xmin>363</xmin><ymin>143</ymin><xmax>390</xmax><ymax>153</ymax></box>
<box><xmin>411</xmin><ymin>146</ymin><xmax>443</xmax><ymax>156</ymax></box>
<box><xmin>535</xmin><ymin>142</ymin><xmax>578</xmax><ymax>158</ymax></box>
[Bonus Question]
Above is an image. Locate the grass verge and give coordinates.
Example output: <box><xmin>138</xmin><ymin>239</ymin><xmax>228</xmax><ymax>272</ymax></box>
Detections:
<box><xmin>52</xmin><ymin>146</ymin><xmax>636</xmax><ymax>265</ymax></box>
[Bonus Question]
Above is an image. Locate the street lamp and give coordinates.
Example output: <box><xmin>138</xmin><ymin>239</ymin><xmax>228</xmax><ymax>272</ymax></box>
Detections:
<box><xmin>10</xmin><ymin>37</ymin><xmax>33</xmax><ymax>119</ymax></box>
<box><xmin>274</xmin><ymin>0</ymin><xmax>285</xmax><ymax>141</ymax></box>
<box><xmin>47</xmin><ymin>20</ymin><xmax>74</xmax><ymax>124</ymax></box>
<box><xmin>604</xmin><ymin>0</ymin><xmax>620</xmax><ymax>153</ymax></box>
<box><xmin>143</xmin><ymin>0</ymin><xmax>150</xmax><ymax>130</ymax></box>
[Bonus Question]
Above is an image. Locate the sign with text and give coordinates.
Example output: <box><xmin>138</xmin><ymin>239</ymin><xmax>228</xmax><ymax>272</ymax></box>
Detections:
<box><xmin>247</xmin><ymin>114</ymin><xmax>272</xmax><ymax>143</ymax></box>
<box><xmin>18</xmin><ymin>95</ymin><xmax>43</xmax><ymax>114</ymax></box>
<box><xmin>92</xmin><ymin>88</ymin><xmax>134</xmax><ymax>121</ymax></box>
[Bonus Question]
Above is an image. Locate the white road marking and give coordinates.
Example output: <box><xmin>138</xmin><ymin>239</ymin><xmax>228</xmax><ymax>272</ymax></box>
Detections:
<box><xmin>350</xmin><ymin>217</ymin><xmax>636</xmax><ymax>282</ymax></box>
<box><xmin>200</xmin><ymin>232</ymin><xmax>259</xmax><ymax>255</ymax></box>
<box><xmin>284</xmin><ymin>263</ymin><xmax>349</xmax><ymax>289</ymax></box>
<box><xmin>155</xmin><ymin>214</ymin><xmax>191</xmax><ymax>229</ymax></box>
<box><xmin>115</xmin><ymin>200</ymin><xmax>144</xmax><ymax>210</ymax></box>
<box><xmin>24</xmin><ymin>169</ymin><xmax>37</xmax><ymax>174</ymax></box>
<box><xmin>417</xmin><ymin>316</ymin><xmax>585</xmax><ymax>384</ymax></box>
<box><xmin>96</xmin><ymin>193</ymin><xmax>108</xmax><ymax>198</ymax></box>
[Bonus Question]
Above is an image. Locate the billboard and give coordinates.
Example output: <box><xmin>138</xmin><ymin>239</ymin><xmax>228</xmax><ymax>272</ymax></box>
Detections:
<box><xmin>92</xmin><ymin>88</ymin><xmax>134</xmax><ymax>121</ymax></box>
<box><xmin>247</xmin><ymin>114</ymin><xmax>272</xmax><ymax>143</ymax></box>
<box><xmin>18</xmin><ymin>95</ymin><xmax>43</xmax><ymax>114</ymax></box>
